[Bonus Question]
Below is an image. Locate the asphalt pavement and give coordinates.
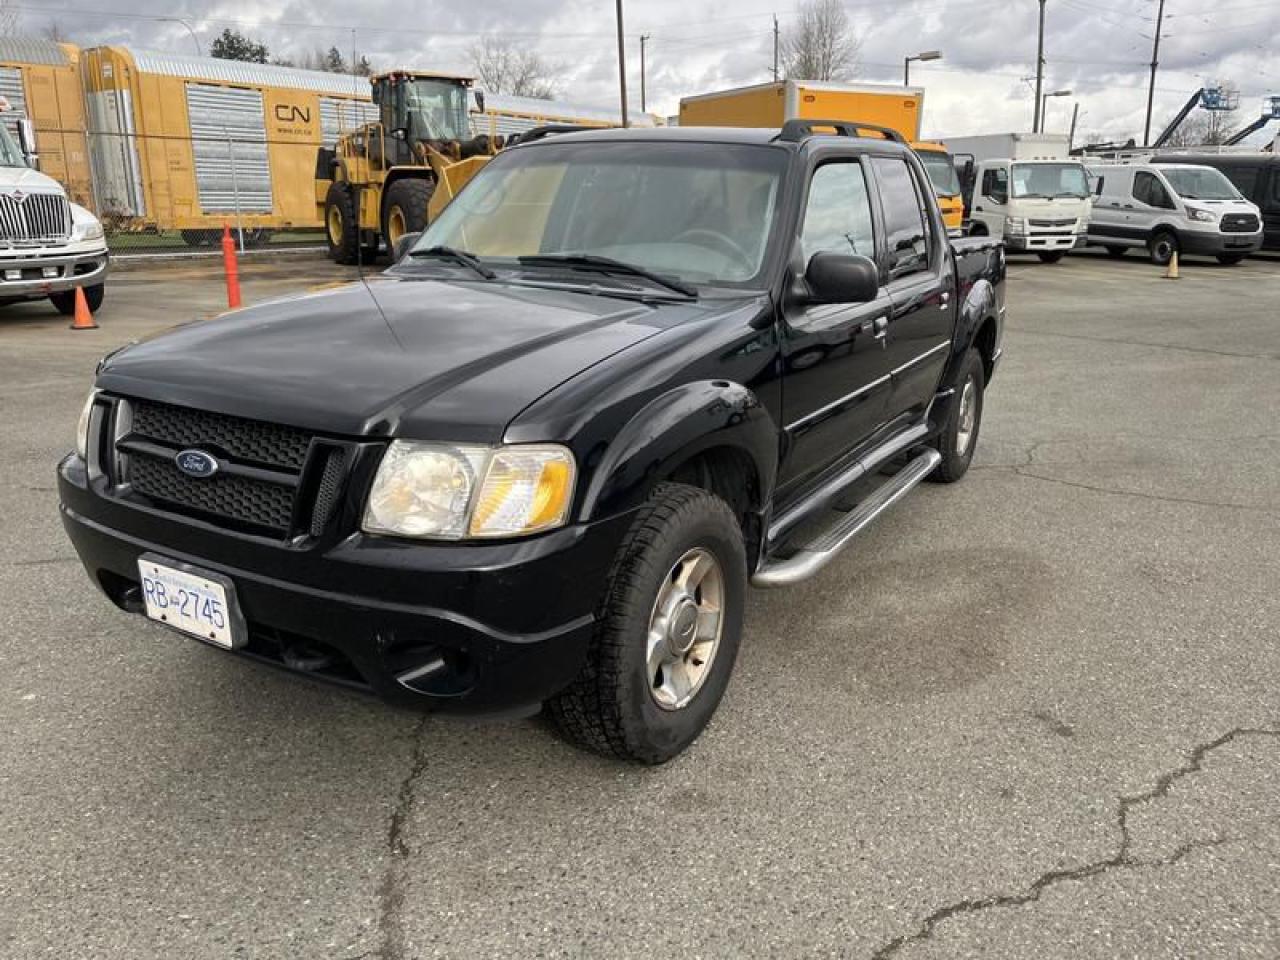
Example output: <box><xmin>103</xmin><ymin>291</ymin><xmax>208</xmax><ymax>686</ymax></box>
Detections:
<box><xmin>2</xmin><ymin>249</ymin><xmax>1278</xmax><ymax>958</ymax></box>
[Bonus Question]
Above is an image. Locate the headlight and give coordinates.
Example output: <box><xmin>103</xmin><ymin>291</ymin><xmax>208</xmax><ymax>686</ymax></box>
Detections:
<box><xmin>362</xmin><ymin>441</ymin><xmax>576</xmax><ymax>540</ymax></box>
<box><xmin>72</xmin><ymin>218</ymin><xmax>105</xmax><ymax>242</ymax></box>
<box><xmin>1186</xmin><ymin>207</ymin><xmax>1215</xmax><ymax>223</ymax></box>
<box><xmin>76</xmin><ymin>388</ymin><xmax>99</xmax><ymax>460</ymax></box>
<box><xmin>1005</xmin><ymin>217</ymin><xmax>1027</xmax><ymax>235</ymax></box>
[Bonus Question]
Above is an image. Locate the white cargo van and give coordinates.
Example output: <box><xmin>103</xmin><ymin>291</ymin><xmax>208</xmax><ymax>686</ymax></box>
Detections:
<box><xmin>1085</xmin><ymin>161</ymin><xmax>1264</xmax><ymax>265</ymax></box>
<box><xmin>945</xmin><ymin>133</ymin><xmax>1092</xmax><ymax>263</ymax></box>
<box><xmin>0</xmin><ymin>111</ymin><xmax>109</xmax><ymax>315</ymax></box>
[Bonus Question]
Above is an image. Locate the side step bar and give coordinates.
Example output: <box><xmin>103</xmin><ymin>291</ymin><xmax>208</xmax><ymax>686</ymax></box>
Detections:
<box><xmin>752</xmin><ymin>448</ymin><xmax>942</xmax><ymax>588</ymax></box>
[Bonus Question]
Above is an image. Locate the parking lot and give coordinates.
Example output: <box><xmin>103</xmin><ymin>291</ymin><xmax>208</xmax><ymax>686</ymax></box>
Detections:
<box><xmin>2</xmin><ymin>250</ymin><xmax>1278</xmax><ymax>958</ymax></box>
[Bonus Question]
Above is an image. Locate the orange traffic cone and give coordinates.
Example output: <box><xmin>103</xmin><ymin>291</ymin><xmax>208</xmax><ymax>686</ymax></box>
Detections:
<box><xmin>1163</xmin><ymin>251</ymin><xmax>1180</xmax><ymax>280</ymax></box>
<box><xmin>69</xmin><ymin>286</ymin><xmax>98</xmax><ymax>330</ymax></box>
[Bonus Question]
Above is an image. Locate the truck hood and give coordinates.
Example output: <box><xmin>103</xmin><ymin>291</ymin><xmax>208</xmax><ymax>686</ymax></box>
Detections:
<box><xmin>96</xmin><ymin>273</ymin><xmax>703</xmax><ymax>441</ymax></box>
<box><xmin>0</xmin><ymin>164</ymin><xmax>64</xmax><ymax>193</ymax></box>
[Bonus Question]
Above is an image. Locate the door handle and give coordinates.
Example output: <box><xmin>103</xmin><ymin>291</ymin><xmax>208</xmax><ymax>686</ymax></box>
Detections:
<box><xmin>974</xmin><ymin>206</ymin><xmax>985</xmax><ymax>212</ymax></box>
<box><xmin>1122</xmin><ymin>204</ymin><xmax>1134</xmax><ymax>209</ymax></box>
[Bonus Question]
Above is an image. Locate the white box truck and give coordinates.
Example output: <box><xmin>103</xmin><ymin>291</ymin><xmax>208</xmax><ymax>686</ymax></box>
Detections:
<box><xmin>0</xmin><ymin>107</ymin><xmax>108</xmax><ymax>315</ymax></box>
<box><xmin>944</xmin><ymin>132</ymin><xmax>1092</xmax><ymax>262</ymax></box>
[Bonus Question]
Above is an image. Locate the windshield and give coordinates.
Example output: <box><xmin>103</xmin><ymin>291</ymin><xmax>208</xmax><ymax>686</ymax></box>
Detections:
<box><xmin>406</xmin><ymin>79</ymin><xmax>470</xmax><ymax>142</ymax></box>
<box><xmin>0</xmin><ymin>124</ymin><xmax>27</xmax><ymax>168</ymax></box>
<box><xmin>1011</xmin><ymin>162</ymin><xmax>1090</xmax><ymax>199</ymax></box>
<box><xmin>412</xmin><ymin>141</ymin><xmax>787</xmax><ymax>287</ymax></box>
<box><xmin>1160</xmin><ymin>166</ymin><xmax>1242</xmax><ymax>201</ymax></box>
<box><xmin>918</xmin><ymin>150</ymin><xmax>961</xmax><ymax>197</ymax></box>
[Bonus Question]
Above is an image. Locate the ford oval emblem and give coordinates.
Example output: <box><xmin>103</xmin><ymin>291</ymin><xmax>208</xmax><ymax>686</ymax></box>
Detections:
<box><xmin>175</xmin><ymin>449</ymin><xmax>219</xmax><ymax>479</ymax></box>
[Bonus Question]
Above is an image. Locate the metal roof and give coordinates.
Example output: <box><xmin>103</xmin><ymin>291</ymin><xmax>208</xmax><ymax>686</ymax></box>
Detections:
<box><xmin>0</xmin><ymin>36</ymin><xmax>73</xmax><ymax>67</ymax></box>
<box><xmin>126</xmin><ymin>49</ymin><xmax>372</xmax><ymax>97</ymax></box>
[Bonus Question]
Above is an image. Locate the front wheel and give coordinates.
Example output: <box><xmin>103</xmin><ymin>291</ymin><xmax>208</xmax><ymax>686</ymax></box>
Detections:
<box><xmin>548</xmin><ymin>483</ymin><xmax>746</xmax><ymax>764</ymax></box>
<box><xmin>50</xmin><ymin>284</ymin><xmax>104</xmax><ymax>316</ymax></box>
<box><xmin>1149</xmin><ymin>230</ymin><xmax>1179</xmax><ymax>266</ymax></box>
<box><xmin>324</xmin><ymin>182</ymin><xmax>360</xmax><ymax>265</ymax></box>
<box><xmin>1038</xmin><ymin>251</ymin><xmax>1066</xmax><ymax>264</ymax></box>
<box><xmin>381</xmin><ymin>178</ymin><xmax>434</xmax><ymax>254</ymax></box>
<box><xmin>928</xmin><ymin>347</ymin><xmax>985</xmax><ymax>484</ymax></box>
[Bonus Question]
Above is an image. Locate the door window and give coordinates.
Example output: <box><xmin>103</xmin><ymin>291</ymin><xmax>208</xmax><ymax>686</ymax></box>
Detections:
<box><xmin>799</xmin><ymin>162</ymin><xmax>875</xmax><ymax>260</ymax></box>
<box><xmin>1225</xmin><ymin>166</ymin><xmax>1259</xmax><ymax>200</ymax></box>
<box><xmin>981</xmin><ymin>167</ymin><xmax>1009</xmax><ymax>204</ymax></box>
<box><xmin>872</xmin><ymin>157</ymin><xmax>931</xmax><ymax>280</ymax></box>
<box><xmin>1133</xmin><ymin>171</ymin><xmax>1174</xmax><ymax>209</ymax></box>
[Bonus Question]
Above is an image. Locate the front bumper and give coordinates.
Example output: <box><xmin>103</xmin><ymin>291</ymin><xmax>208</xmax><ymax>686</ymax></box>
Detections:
<box><xmin>1004</xmin><ymin>232</ymin><xmax>1087</xmax><ymax>253</ymax></box>
<box><xmin>58</xmin><ymin>455</ymin><xmax>632</xmax><ymax>714</ymax></box>
<box><xmin>0</xmin><ymin>244</ymin><xmax>109</xmax><ymax>298</ymax></box>
<box><xmin>1180</xmin><ymin>230</ymin><xmax>1264</xmax><ymax>257</ymax></box>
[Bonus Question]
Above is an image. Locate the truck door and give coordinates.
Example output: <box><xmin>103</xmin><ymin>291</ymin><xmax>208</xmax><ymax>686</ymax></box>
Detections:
<box><xmin>868</xmin><ymin>155</ymin><xmax>955</xmax><ymax>420</ymax></box>
<box><xmin>778</xmin><ymin>159</ymin><xmax>894</xmax><ymax>494</ymax></box>
<box><xmin>972</xmin><ymin>164</ymin><xmax>1009</xmax><ymax>238</ymax></box>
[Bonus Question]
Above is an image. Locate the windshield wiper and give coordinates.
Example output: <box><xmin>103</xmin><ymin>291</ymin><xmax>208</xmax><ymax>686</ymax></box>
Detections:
<box><xmin>408</xmin><ymin>245</ymin><xmax>496</xmax><ymax>279</ymax></box>
<box><xmin>517</xmin><ymin>253</ymin><xmax>698</xmax><ymax>298</ymax></box>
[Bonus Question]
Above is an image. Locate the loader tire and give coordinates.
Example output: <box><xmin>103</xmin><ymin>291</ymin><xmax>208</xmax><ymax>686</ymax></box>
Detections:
<box><xmin>325</xmin><ymin>182</ymin><xmax>360</xmax><ymax>265</ymax></box>
<box><xmin>381</xmin><ymin>178</ymin><xmax>434</xmax><ymax>252</ymax></box>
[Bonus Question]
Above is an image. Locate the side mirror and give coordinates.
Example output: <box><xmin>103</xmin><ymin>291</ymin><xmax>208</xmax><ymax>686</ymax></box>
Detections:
<box><xmin>804</xmin><ymin>252</ymin><xmax>879</xmax><ymax>305</ymax></box>
<box><xmin>393</xmin><ymin>231</ymin><xmax>422</xmax><ymax>261</ymax></box>
<box><xmin>474</xmin><ymin>90</ymin><xmax>486</xmax><ymax>113</ymax></box>
<box><xmin>16</xmin><ymin>118</ymin><xmax>36</xmax><ymax>164</ymax></box>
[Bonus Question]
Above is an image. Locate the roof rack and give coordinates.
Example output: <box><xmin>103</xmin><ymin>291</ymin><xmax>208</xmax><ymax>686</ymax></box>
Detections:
<box><xmin>776</xmin><ymin>119</ymin><xmax>906</xmax><ymax>144</ymax></box>
<box><xmin>508</xmin><ymin>124</ymin><xmax>602</xmax><ymax>146</ymax></box>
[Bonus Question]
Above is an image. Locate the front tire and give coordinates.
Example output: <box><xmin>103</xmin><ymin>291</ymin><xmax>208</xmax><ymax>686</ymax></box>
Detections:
<box><xmin>548</xmin><ymin>483</ymin><xmax>746</xmax><ymax>764</ymax></box>
<box><xmin>381</xmin><ymin>178</ymin><xmax>434</xmax><ymax>253</ymax></box>
<box><xmin>1149</xmin><ymin>229</ymin><xmax>1179</xmax><ymax>266</ymax></box>
<box><xmin>928</xmin><ymin>347</ymin><xmax>985</xmax><ymax>484</ymax></box>
<box><xmin>50</xmin><ymin>284</ymin><xmax>104</xmax><ymax>316</ymax></box>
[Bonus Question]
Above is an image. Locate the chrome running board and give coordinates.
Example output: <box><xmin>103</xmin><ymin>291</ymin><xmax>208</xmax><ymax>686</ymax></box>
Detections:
<box><xmin>752</xmin><ymin>448</ymin><xmax>942</xmax><ymax>588</ymax></box>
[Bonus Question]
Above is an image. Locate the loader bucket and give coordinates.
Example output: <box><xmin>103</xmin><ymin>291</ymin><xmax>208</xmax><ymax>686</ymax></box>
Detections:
<box><xmin>428</xmin><ymin>156</ymin><xmax>492</xmax><ymax>222</ymax></box>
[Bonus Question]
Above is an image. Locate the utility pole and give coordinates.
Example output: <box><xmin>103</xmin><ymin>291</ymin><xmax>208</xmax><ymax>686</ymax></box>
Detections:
<box><xmin>1033</xmin><ymin>0</ymin><xmax>1046</xmax><ymax>132</ymax></box>
<box><xmin>615</xmin><ymin>0</ymin><xmax>629</xmax><ymax>127</ymax></box>
<box><xmin>1143</xmin><ymin>0</ymin><xmax>1167</xmax><ymax>146</ymax></box>
<box><xmin>772</xmin><ymin>15</ymin><xmax>780</xmax><ymax>82</ymax></box>
<box><xmin>640</xmin><ymin>34</ymin><xmax>650</xmax><ymax>113</ymax></box>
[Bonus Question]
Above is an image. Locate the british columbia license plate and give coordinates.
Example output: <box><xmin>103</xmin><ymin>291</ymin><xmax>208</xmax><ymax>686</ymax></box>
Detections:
<box><xmin>137</xmin><ymin>555</ymin><xmax>243</xmax><ymax>649</ymax></box>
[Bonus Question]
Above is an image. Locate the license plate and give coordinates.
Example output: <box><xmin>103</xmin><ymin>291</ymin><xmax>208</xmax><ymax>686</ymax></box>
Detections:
<box><xmin>137</xmin><ymin>555</ymin><xmax>244</xmax><ymax>649</ymax></box>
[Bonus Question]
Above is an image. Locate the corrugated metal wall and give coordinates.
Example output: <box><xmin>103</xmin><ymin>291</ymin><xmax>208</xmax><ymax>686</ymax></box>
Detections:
<box><xmin>0</xmin><ymin>66</ymin><xmax>29</xmax><ymax>143</ymax></box>
<box><xmin>319</xmin><ymin>96</ymin><xmax>378</xmax><ymax>146</ymax></box>
<box><xmin>186</xmin><ymin>83</ymin><xmax>272</xmax><ymax>214</ymax></box>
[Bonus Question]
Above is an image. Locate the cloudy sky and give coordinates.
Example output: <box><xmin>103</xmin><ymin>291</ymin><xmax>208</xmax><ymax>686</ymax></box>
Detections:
<box><xmin>18</xmin><ymin>0</ymin><xmax>1280</xmax><ymax>145</ymax></box>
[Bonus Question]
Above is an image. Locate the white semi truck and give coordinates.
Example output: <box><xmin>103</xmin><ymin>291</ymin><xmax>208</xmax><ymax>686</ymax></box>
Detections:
<box><xmin>945</xmin><ymin>132</ymin><xmax>1092</xmax><ymax>263</ymax></box>
<box><xmin>0</xmin><ymin>108</ymin><xmax>109</xmax><ymax>315</ymax></box>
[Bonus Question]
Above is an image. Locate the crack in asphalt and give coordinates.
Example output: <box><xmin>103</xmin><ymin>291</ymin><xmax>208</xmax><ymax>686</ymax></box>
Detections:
<box><xmin>870</xmin><ymin>727</ymin><xmax>1280</xmax><ymax>960</ymax></box>
<box><xmin>374</xmin><ymin>714</ymin><xmax>432</xmax><ymax>960</ymax></box>
<box><xmin>1008</xmin><ymin>467</ymin><xmax>1280</xmax><ymax>514</ymax></box>
<box><xmin>1005</xmin><ymin>325</ymin><xmax>1279</xmax><ymax>362</ymax></box>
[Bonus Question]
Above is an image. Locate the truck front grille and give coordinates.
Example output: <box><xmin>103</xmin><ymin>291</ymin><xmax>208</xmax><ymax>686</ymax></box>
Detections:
<box><xmin>0</xmin><ymin>191</ymin><xmax>72</xmax><ymax>244</ymax></box>
<box><xmin>1221</xmin><ymin>213</ymin><xmax>1260</xmax><ymax>234</ymax></box>
<box><xmin>112</xmin><ymin>397</ymin><xmax>351</xmax><ymax>539</ymax></box>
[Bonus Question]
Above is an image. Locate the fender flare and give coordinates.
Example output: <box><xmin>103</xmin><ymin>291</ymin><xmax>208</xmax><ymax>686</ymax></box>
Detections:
<box><xmin>955</xmin><ymin>275</ymin><xmax>998</xmax><ymax>357</ymax></box>
<box><xmin>579</xmin><ymin>380</ymin><xmax>779</xmax><ymax>522</ymax></box>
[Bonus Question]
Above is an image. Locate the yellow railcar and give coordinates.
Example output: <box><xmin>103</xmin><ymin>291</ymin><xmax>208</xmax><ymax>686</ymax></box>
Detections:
<box><xmin>0</xmin><ymin>37</ymin><xmax>94</xmax><ymax>209</ymax></box>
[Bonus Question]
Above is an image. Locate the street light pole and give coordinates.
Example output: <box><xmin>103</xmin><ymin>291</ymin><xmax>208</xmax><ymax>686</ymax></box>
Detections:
<box><xmin>1040</xmin><ymin>89</ymin><xmax>1072</xmax><ymax>132</ymax></box>
<box><xmin>163</xmin><ymin>17</ymin><xmax>202</xmax><ymax>56</ymax></box>
<box><xmin>615</xmin><ymin>0</ymin><xmax>629</xmax><ymax>127</ymax></box>
<box><xmin>1033</xmin><ymin>0</ymin><xmax>1046</xmax><ymax>132</ymax></box>
<box><xmin>640</xmin><ymin>34</ymin><xmax>650</xmax><ymax>113</ymax></box>
<box><xmin>904</xmin><ymin>50</ymin><xmax>942</xmax><ymax>87</ymax></box>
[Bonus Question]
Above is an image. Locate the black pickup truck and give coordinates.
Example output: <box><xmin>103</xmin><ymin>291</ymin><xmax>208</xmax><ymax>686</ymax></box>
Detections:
<box><xmin>59</xmin><ymin>121</ymin><xmax>1005</xmax><ymax>764</ymax></box>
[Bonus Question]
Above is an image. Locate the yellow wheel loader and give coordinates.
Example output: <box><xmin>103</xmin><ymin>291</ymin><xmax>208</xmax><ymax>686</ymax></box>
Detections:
<box><xmin>317</xmin><ymin>71</ymin><xmax>499</xmax><ymax>264</ymax></box>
